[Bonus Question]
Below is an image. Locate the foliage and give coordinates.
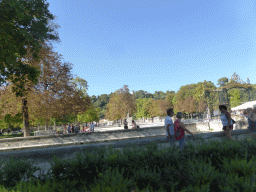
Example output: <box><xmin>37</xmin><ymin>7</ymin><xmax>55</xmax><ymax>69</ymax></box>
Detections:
<box><xmin>165</xmin><ymin>92</ymin><xmax>175</xmax><ymax>108</ymax></box>
<box><xmin>217</xmin><ymin>77</ymin><xmax>229</xmax><ymax>86</ymax></box>
<box><xmin>0</xmin><ymin>0</ymin><xmax>60</xmax><ymax>136</ymax></box>
<box><xmin>228</xmin><ymin>89</ymin><xmax>241</xmax><ymax>108</ymax></box>
<box><xmin>135</xmin><ymin>98</ymin><xmax>151</xmax><ymax>119</ymax></box>
<box><xmin>0</xmin><ymin>0</ymin><xmax>59</xmax><ymax>93</ymax></box>
<box><xmin>72</xmin><ymin>76</ymin><xmax>89</xmax><ymax>97</ymax></box>
<box><xmin>77</xmin><ymin>104</ymin><xmax>100</xmax><ymax>123</ymax></box>
<box><xmin>105</xmin><ymin>85</ymin><xmax>136</xmax><ymax>121</ymax></box>
<box><xmin>2</xmin><ymin>135</ymin><xmax>256</xmax><ymax>191</ymax></box>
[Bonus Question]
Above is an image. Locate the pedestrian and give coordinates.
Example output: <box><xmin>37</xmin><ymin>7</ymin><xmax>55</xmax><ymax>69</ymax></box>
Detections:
<box><xmin>75</xmin><ymin>125</ymin><xmax>79</xmax><ymax>133</ymax></box>
<box><xmin>246</xmin><ymin>107</ymin><xmax>256</xmax><ymax>140</ymax></box>
<box><xmin>219</xmin><ymin>105</ymin><xmax>234</xmax><ymax>141</ymax></box>
<box><xmin>68</xmin><ymin>125</ymin><xmax>71</xmax><ymax>133</ymax></box>
<box><xmin>90</xmin><ymin>122</ymin><xmax>95</xmax><ymax>132</ymax></box>
<box><xmin>174</xmin><ymin>112</ymin><xmax>197</xmax><ymax>150</ymax></box>
<box><xmin>71</xmin><ymin>124</ymin><xmax>74</xmax><ymax>133</ymax></box>
<box><xmin>165</xmin><ymin>108</ymin><xmax>175</xmax><ymax>147</ymax></box>
<box><xmin>132</xmin><ymin>120</ymin><xmax>137</xmax><ymax>129</ymax></box>
<box><xmin>124</xmin><ymin>119</ymin><xmax>128</xmax><ymax>130</ymax></box>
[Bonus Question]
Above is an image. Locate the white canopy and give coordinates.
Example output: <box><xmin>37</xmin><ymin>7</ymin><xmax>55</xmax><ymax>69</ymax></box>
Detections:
<box><xmin>231</xmin><ymin>101</ymin><xmax>256</xmax><ymax>110</ymax></box>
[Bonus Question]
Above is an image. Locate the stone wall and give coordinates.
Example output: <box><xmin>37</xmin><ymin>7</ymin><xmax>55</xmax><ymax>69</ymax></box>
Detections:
<box><xmin>0</xmin><ymin>121</ymin><xmax>249</xmax><ymax>152</ymax></box>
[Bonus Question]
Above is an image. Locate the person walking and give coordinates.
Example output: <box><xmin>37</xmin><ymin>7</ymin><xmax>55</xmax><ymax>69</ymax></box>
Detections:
<box><xmin>68</xmin><ymin>125</ymin><xmax>71</xmax><ymax>133</ymax></box>
<box><xmin>219</xmin><ymin>105</ymin><xmax>234</xmax><ymax>141</ymax></box>
<box><xmin>132</xmin><ymin>120</ymin><xmax>137</xmax><ymax>129</ymax></box>
<box><xmin>90</xmin><ymin>122</ymin><xmax>95</xmax><ymax>132</ymax></box>
<box><xmin>71</xmin><ymin>124</ymin><xmax>74</xmax><ymax>133</ymax></box>
<box><xmin>74</xmin><ymin>125</ymin><xmax>79</xmax><ymax>133</ymax></box>
<box><xmin>124</xmin><ymin>119</ymin><xmax>128</xmax><ymax>130</ymax></box>
<box><xmin>165</xmin><ymin>108</ymin><xmax>175</xmax><ymax>147</ymax></box>
<box><xmin>174</xmin><ymin>112</ymin><xmax>197</xmax><ymax>150</ymax></box>
<box><xmin>246</xmin><ymin>107</ymin><xmax>256</xmax><ymax>140</ymax></box>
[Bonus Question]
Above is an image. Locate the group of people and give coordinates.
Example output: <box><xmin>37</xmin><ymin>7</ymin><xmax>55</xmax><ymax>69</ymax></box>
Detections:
<box><xmin>165</xmin><ymin>105</ymin><xmax>256</xmax><ymax>150</ymax></box>
<box><xmin>123</xmin><ymin>119</ymin><xmax>139</xmax><ymax>129</ymax></box>
<box><xmin>66</xmin><ymin>122</ymin><xmax>95</xmax><ymax>133</ymax></box>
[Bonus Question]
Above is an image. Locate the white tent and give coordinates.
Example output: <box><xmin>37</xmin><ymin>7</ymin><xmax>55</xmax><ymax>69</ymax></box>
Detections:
<box><xmin>231</xmin><ymin>101</ymin><xmax>256</xmax><ymax>110</ymax></box>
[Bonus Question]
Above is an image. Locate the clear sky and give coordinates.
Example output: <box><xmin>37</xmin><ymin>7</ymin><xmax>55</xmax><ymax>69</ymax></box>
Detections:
<box><xmin>46</xmin><ymin>0</ymin><xmax>256</xmax><ymax>97</ymax></box>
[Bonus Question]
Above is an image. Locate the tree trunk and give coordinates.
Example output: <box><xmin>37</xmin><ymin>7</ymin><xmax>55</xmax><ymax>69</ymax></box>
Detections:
<box><xmin>191</xmin><ymin>113</ymin><xmax>192</xmax><ymax>119</ymax></box>
<box><xmin>45</xmin><ymin>119</ymin><xmax>48</xmax><ymax>130</ymax></box>
<box><xmin>54</xmin><ymin>121</ymin><xmax>56</xmax><ymax>130</ymax></box>
<box><xmin>22</xmin><ymin>98</ymin><xmax>30</xmax><ymax>137</ymax></box>
<box><xmin>152</xmin><ymin>117</ymin><xmax>154</xmax><ymax>123</ymax></box>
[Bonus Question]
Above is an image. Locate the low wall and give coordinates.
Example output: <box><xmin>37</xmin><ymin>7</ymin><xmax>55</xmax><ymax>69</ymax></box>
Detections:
<box><xmin>0</xmin><ymin>121</ymin><xmax>250</xmax><ymax>152</ymax></box>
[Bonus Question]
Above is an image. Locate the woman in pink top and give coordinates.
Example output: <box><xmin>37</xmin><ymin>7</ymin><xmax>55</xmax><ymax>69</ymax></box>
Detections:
<box><xmin>174</xmin><ymin>112</ymin><xmax>196</xmax><ymax>150</ymax></box>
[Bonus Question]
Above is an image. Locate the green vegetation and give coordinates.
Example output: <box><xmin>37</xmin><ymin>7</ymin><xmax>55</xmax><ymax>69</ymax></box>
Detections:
<box><xmin>0</xmin><ymin>132</ymin><xmax>34</xmax><ymax>139</ymax></box>
<box><xmin>1</xmin><ymin>134</ymin><xmax>256</xmax><ymax>191</ymax></box>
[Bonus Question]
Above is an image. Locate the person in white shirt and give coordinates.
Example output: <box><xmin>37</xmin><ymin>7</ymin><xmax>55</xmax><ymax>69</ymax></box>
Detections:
<box><xmin>165</xmin><ymin>108</ymin><xmax>175</xmax><ymax>147</ymax></box>
<box><xmin>90</xmin><ymin>122</ymin><xmax>95</xmax><ymax>132</ymax></box>
<box><xmin>219</xmin><ymin>105</ymin><xmax>234</xmax><ymax>141</ymax></box>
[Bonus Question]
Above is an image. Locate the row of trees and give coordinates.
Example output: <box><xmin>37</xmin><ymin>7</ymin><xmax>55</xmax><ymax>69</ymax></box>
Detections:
<box><xmin>0</xmin><ymin>43</ymin><xmax>101</xmax><ymax>131</ymax></box>
<box><xmin>102</xmin><ymin>80</ymin><xmax>256</xmax><ymax>123</ymax></box>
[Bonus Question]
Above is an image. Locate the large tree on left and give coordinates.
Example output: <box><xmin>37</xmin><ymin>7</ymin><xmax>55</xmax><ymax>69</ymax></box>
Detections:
<box><xmin>0</xmin><ymin>0</ymin><xmax>59</xmax><ymax>137</ymax></box>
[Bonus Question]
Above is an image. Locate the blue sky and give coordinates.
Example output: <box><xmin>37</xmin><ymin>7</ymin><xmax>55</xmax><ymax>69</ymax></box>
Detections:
<box><xmin>46</xmin><ymin>0</ymin><xmax>256</xmax><ymax>97</ymax></box>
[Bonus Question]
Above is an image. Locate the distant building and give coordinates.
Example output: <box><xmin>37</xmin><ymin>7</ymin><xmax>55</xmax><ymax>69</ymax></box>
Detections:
<box><xmin>131</xmin><ymin>90</ymin><xmax>134</xmax><ymax>95</ymax></box>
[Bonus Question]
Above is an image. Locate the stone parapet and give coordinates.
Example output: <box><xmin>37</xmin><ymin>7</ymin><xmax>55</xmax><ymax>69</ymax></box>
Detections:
<box><xmin>0</xmin><ymin>121</ymin><xmax>250</xmax><ymax>152</ymax></box>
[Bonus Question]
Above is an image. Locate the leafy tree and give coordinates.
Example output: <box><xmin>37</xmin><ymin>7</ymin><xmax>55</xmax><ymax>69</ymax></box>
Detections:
<box><xmin>134</xmin><ymin>98</ymin><xmax>148</xmax><ymax>121</ymax></box>
<box><xmin>3</xmin><ymin>113</ymin><xmax>23</xmax><ymax>129</ymax></box>
<box><xmin>0</xmin><ymin>44</ymin><xmax>91</xmax><ymax>131</ymax></box>
<box><xmin>166</xmin><ymin>90</ymin><xmax>175</xmax><ymax>95</ymax></box>
<box><xmin>144</xmin><ymin>98</ymin><xmax>157</xmax><ymax>122</ymax></box>
<box><xmin>23</xmin><ymin>43</ymin><xmax>91</xmax><ymax>129</ymax></box>
<box><xmin>166</xmin><ymin>92</ymin><xmax>175</xmax><ymax>108</ymax></box>
<box><xmin>145</xmin><ymin>92</ymin><xmax>154</xmax><ymax>98</ymax></box>
<box><xmin>156</xmin><ymin>99</ymin><xmax>171</xmax><ymax>121</ymax></box>
<box><xmin>90</xmin><ymin>95</ymin><xmax>97</xmax><ymax>103</ymax></box>
<box><xmin>187</xmin><ymin>96</ymin><xmax>197</xmax><ymax>119</ymax></box>
<box><xmin>77</xmin><ymin>104</ymin><xmax>99</xmax><ymax>126</ymax></box>
<box><xmin>228</xmin><ymin>89</ymin><xmax>241</xmax><ymax>108</ymax></box>
<box><xmin>72</xmin><ymin>76</ymin><xmax>89</xmax><ymax>96</ymax></box>
<box><xmin>197</xmin><ymin>100</ymin><xmax>207</xmax><ymax>118</ymax></box>
<box><xmin>217</xmin><ymin>77</ymin><xmax>229</xmax><ymax>86</ymax></box>
<box><xmin>105</xmin><ymin>85</ymin><xmax>136</xmax><ymax>122</ymax></box>
<box><xmin>0</xmin><ymin>0</ymin><xmax>59</xmax><ymax>137</ymax></box>
<box><xmin>133</xmin><ymin>90</ymin><xmax>146</xmax><ymax>99</ymax></box>
<box><xmin>105</xmin><ymin>93</ymin><xmax>122</xmax><ymax>121</ymax></box>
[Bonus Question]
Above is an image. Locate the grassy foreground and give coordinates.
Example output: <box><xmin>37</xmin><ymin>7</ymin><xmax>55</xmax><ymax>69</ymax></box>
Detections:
<box><xmin>0</xmin><ymin>132</ymin><xmax>256</xmax><ymax>191</ymax></box>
